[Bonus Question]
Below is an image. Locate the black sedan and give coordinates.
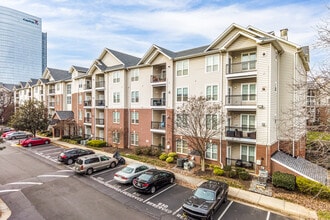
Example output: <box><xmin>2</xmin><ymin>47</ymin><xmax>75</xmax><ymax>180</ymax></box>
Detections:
<box><xmin>182</xmin><ymin>180</ymin><xmax>228</xmax><ymax>220</ymax></box>
<box><xmin>58</xmin><ymin>148</ymin><xmax>95</xmax><ymax>165</ymax></box>
<box><xmin>132</xmin><ymin>169</ymin><xmax>175</xmax><ymax>194</ymax></box>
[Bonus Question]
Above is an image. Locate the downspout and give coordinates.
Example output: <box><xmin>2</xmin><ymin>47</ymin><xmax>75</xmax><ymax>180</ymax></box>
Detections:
<box><xmin>219</xmin><ymin>52</ymin><xmax>224</xmax><ymax>169</ymax></box>
<box><xmin>292</xmin><ymin>51</ymin><xmax>299</xmax><ymax>157</ymax></box>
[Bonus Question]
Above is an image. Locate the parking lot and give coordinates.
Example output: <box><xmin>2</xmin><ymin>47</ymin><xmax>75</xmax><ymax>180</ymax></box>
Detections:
<box><xmin>11</xmin><ymin>140</ymin><xmax>292</xmax><ymax>220</ymax></box>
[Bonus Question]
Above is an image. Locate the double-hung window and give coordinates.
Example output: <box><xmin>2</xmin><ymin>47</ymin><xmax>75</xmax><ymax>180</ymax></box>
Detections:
<box><xmin>113</xmin><ymin>72</ymin><xmax>120</xmax><ymax>83</ymax></box>
<box><xmin>206</xmin><ymin>143</ymin><xmax>218</xmax><ymax>160</ymax></box>
<box><xmin>131</xmin><ymin>133</ymin><xmax>139</xmax><ymax>146</ymax></box>
<box><xmin>242</xmin><ymin>52</ymin><xmax>256</xmax><ymax>71</ymax></box>
<box><xmin>176</xmin><ymin>139</ymin><xmax>189</xmax><ymax>154</ymax></box>
<box><xmin>131</xmin><ymin>112</ymin><xmax>139</xmax><ymax>124</ymax></box>
<box><xmin>112</xmin><ymin>131</ymin><xmax>120</xmax><ymax>143</ymax></box>
<box><xmin>113</xmin><ymin>111</ymin><xmax>120</xmax><ymax>123</ymax></box>
<box><xmin>206</xmin><ymin>114</ymin><xmax>218</xmax><ymax>130</ymax></box>
<box><xmin>241</xmin><ymin>114</ymin><xmax>255</xmax><ymax>131</ymax></box>
<box><xmin>241</xmin><ymin>145</ymin><xmax>255</xmax><ymax>162</ymax></box>
<box><xmin>113</xmin><ymin>92</ymin><xmax>120</xmax><ymax>103</ymax></box>
<box><xmin>176</xmin><ymin>60</ymin><xmax>189</xmax><ymax>76</ymax></box>
<box><xmin>242</xmin><ymin>84</ymin><xmax>256</xmax><ymax>101</ymax></box>
<box><xmin>131</xmin><ymin>91</ymin><xmax>139</xmax><ymax>103</ymax></box>
<box><xmin>205</xmin><ymin>55</ymin><xmax>219</xmax><ymax>72</ymax></box>
<box><xmin>177</xmin><ymin>87</ymin><xmax>188</xmax><ymax>102</ymax></box>
<box><xmin>206</xmin><ymin>85</ymin><xmax>218</xmax><ymax>101</ymax></box>
<box><xmin>131</xmin><ymin>69</ymin><xmax>139</xmax><ymax>82</ymax></box>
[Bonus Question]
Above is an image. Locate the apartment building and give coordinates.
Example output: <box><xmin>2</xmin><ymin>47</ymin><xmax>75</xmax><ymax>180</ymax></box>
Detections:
<box><xmin>14</xmin><ymin>23</ymin><xmax>313</xmax><ymax>177</ymax></box>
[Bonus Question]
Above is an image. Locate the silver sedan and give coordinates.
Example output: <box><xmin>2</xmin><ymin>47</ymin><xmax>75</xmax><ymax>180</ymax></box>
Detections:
<box><xmin>114</xmin><ymin>163</ymin><xmax>153</xmax><ymax>184</ymax></box>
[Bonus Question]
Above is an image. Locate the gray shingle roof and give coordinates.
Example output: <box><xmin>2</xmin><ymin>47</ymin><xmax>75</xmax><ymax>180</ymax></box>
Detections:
<box><xmin>55</xmin><ymin>111</ymin><xmax>74</xmax><ymax>120</ymax></box>
<box><xmin>48</xmin><ymin>68</ymin><xmax>71</xmax><ymax>81</ymax></box>
<box><xmin>155</xmin><ymin>45</ymin><xmax>209</xmax><ymax>59</ymax></box>
<box><xmin>0</xmin><ymin>83</ymin><xmax>16</xmax><ymax>90</ymax></box>
<box><xmin>271</xmin><ymin>150</ymin><xmax>327</xmax><ymax>185</ymax></box>
<box><xmin>72</xmin><ymin>66</ymin><xmax>88</xmax><ymax>73</ymax></box>
<box><xmin>107</xmin><ymin>48</ymin><xmax>140</xmax><ymax>67</ymax></box>
<box><xmin>29</xmin><ymin>78</ymin><xmax>38</xmax><ymax>86</ymax></box>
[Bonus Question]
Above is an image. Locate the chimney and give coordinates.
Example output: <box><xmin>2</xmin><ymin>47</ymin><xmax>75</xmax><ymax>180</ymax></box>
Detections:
<box><xmin>280</xmin><ymin>28</ymin><xmax>288</xmax><ymax>40</ymax></box>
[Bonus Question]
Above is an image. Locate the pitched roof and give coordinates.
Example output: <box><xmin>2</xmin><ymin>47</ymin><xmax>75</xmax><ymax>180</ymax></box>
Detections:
<box><xmin>271</xmin><ymin>150</ymin><xmax>327</xmax><ymax>185</ymax></box>
<box><xmin>106</xmin><ymin>48</ymin><xmax>140</xmax><ymax>67</ymax></box>
<box><xmin>55</xmin><ymin>111</ymin><xmax>74</xmax><ymax>120</ymax></box>
<box><xmin>72</xmin><ymin>65</ymin><xmax>88</xmax><ymax>73</ymax></box>
<box><xmin>0</xmin><ymin>83</ymin><xmax>16</xmax><ymax>91</ymax></box>
<box><xmin>48</xmin><ymin>68</ymin><xmax>71</xmax><ymax>81</ymax></box>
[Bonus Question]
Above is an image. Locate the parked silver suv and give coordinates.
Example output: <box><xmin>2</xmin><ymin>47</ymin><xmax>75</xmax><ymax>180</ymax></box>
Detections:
<box><xmin>74</xmin><ymin>154</ymin><xmax>118</xmax><ymax>175</ymax></box>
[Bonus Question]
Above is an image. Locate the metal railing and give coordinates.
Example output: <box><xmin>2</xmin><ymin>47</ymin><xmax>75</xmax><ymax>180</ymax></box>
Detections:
<box><xmin>225</xmin><ymin>126</ymin><xmax>256</xmax><ymax>139</ymax></box>
<box><xmin>84</xmin><ymin>117</ymin><xmax>92</xmax><ymax>123</ymax></box>
<box><xmin>150</xmin><ymin>98</ymin><xmax>166</xmax><ymax>106</ymax></box>
<box><xmin>151</xmin><ymin>121</ymin><xmax>166</xmax><ymax>130</ymax></box>
<box><xmin>95</xmin><ymin>81</ymin><xmax>105</xmax><ymax>88</ymax></box>
<box><xmin>225</xmin><ymin>95</ymin><xmax>256</xmax><ymax>105</ymax></box>
<box><xmin>96</xmin><ymin>118</ymin><xmax>104</xmax><ymax>125</ymax></box>
<box><xmin>84</xmin><ymin>100</ymin><xmax>92</xmax><ymax>106</ymax></box>
<box><xmin>49</xmin><ymin>89</ymin><xmax>55</xmax><ymax>94</ymax></box>
<box><xmin>84</xmin><ymin>84</ymin><xmax>92</xmax><ymax>90</ymax></box>
<box><xmin>226</xmin><ymin>61</ymin><xmax>257</xmax><ymax>74</ymax></box>
<box><xmin>150</xmin><ymin>73</ymin><xmax>166</xmax><ymax>83</ymax></box>
<box><xmin>95</xmin><ymin>100</ymin><xmax>105</xmax><ymax>106</ymax></box>
<box><xmin>226</xmin><ymin>157</ymin><xmax>254</xmax><ymax>169</ymax></box>
<box><xmin>49</xmin><ymin>102</ymin><xmax>55</xmax><ymax>107</ymax></box>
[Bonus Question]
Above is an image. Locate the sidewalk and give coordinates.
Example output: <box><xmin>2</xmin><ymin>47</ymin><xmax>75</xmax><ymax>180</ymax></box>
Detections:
<box><xmin>0</xmin><ymin>139</ymin><xmax>318</xmax><ymax>220</ymax></box>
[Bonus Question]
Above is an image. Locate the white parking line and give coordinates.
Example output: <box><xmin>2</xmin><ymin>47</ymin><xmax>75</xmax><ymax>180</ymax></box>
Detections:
<box><xmin>172</xmin><ymin>207</ymin><xmax>182</xmax><ymax>216</ymax></box>
<box><xmin>38</xmin><ymin>148</ymin><xmax>62</xmax><ymax>153</ymax></box>
<box><xmin>218</xmin><ymin>200</ymin><xmax>233</xmax><ymax>220</ymax></box>
<box><xmin>123</xmin><ymin>186</ymin><xmax>133</xmax><ymax>191</ymax></box>
<box><xmin>7</xmin><ymin>182</ymin><xmax>42</xmax><ymax>185</ymax></box>
<box><xmin>0</xmin><ymin>189</ymin><xmax>20</xmax><ymax>193</ymax></box>
<box><xmin>37</xmin><ymin>174</ymin><xmax>69</xmax><ymax>178</ymax></box>
<box><xmin>266</xmin><ymin>211</ymin><xmax>270</xmax><ymax>220</ymax></box>
<box><xmin>143</xmin><ymin>183</ymin><xmax>177</xmax><ymax>203</ymax></box>
<box><xmin>57</xmin><ymin>169</ymin><xmax>74</xmax><ymax>173</ymax></box>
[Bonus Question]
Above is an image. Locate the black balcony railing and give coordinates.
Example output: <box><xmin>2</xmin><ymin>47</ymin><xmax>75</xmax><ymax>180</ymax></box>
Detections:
<box><xmin>84</xmin><ymin>100</ymin><xmax>92</xmax><ymax>106</ymax></box>
<box><xmin>49</xmin><ymin>89</ymin><xmax>55</xmax><ymax>94</ymax></box>
<box><xmin>84</xmin><ymin>117</ymin><xmax>92</xmax><ymax>123</ymax></box>
<box><xmin>95</xmin><ymin>100</ymin><xmax>105</xmax><ymax>106</ymax></box>
<box><xmin>151</xmin><ymin>98</ymin><xmax>166</xmax><ymax>106</ymax></box>
<box><xmin>95</xmin><ymin>81</ymin><xmax>105</xmax><ymax>88</ymax></box>
<box><xmin>226</xmin><ymin>61</ymin><xmax>257</xmax><ymax>74</ymax></box>
<box><xmin>225</xmin><ymin>95</ymin><xmax>256</xmax><ymax>106</ymax></box>
<box><xmin>84</xmin><ymin>134</ymin><xmax>91</xmax><ymax>139</ymax></box>
<box><xmin>151</xmin><ymin>121</ymin><xmax>166</xmax><ymax>130</ymax></box>
<box><xmin>150</xmin><ymin>73</ymin><xmax>166</xmax><ymax>83</ymax></box>
<box><xmin>225</xmin><ymin>126</ymin><xmax>256</xmax><ymax>139</ymax></box>
<box><xmin>49</xmin><ymin>102</ymin><xmax>55</xmax><ymax>107</ymax></box>
<box><xmin>96</xmin><ymin>118</ymin><xmax>104</xmax><ymax>125</ymax></box>
<box><xmin>84</xmin><ymin>84</ymin><xmax>92</xmax><ymax>90</ymax></box>
<box><xmin>226</xmin><ymin>158</ymin><xmax>254</xmax><ymax>169</ymax></box>
<box><xmin>95</xmin><ymin>137</ymin><xmax>104</xmax><ymax>141</ymax></box>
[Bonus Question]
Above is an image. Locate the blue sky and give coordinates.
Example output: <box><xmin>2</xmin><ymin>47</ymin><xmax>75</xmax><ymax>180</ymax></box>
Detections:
<box><xmin>1</xmin><ymin>0</ymin><xmax>328</xmax><ymax>72</ymax></box>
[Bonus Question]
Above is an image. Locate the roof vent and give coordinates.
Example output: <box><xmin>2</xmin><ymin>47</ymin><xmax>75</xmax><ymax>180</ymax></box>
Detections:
<box><xmin>280</xmin><ymin>28</ymin><xmax>288</xmax><ymax>40</ymax></box>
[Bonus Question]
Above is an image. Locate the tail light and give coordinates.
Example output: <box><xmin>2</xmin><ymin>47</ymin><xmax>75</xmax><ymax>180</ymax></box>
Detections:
<box><xmin>80</xmin><ymin>165</ymin><xmax>84</xmax><ymax>170</ymax></box>
<box><xmin>142</xmin><ymin>183</ymin><xmax>149</xmax><ymax>187</ymax></box>
<box><xmin>60</xmin><ymin>153</ymin><xmax>67</xmax><ymax>159</ymax></box>
<box><xmin>114</xmin><ymin>174</ymin><xmax>119</xmax><ymax>177</ymax></box>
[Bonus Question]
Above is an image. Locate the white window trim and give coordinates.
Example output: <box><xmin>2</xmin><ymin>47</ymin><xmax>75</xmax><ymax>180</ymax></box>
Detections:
<box><xmin>176</xmin><ymin>60</ymin><xmax>189</xmax><ymax>77</ymax></box>
<box><xmin>240</xmin><ymin>144</ymin><xmax>256</xmax><ymax>162</ymax></box>
<box><xmin>205</xmin><ymin>54</ymin><xmax>219</xmax><ymax>73</ymax></box>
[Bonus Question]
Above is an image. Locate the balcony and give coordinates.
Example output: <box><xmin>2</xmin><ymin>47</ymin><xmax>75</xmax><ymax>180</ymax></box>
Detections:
<box><xmin>84</xmin><ymin>134</ymin><xmax>91</xmax><ymax>139</ymax></box>
<box><xmin>84</xmin><ymin>117</ymin><xmax>92</xmax><ymax>123</ymax></box>
<box><xmin>96</xmin><ymin>118</ymin><xmax>104</xmax><ymax>125</ymax></box>
<box><xmin>84</xmin><ymin>100</ymin><xmax>92</xmax><ymax>107</ymax></box>
<box><xmin>84</xmin><ymin>84</ymin><xmax>92</xmax><ymax>90</ymax></box>
<box><xmin>225</xmin><ymin>126</ymin><xmax>256</xmax><ymax>141</ymax></box>
<box><xmin>95</xmin><ymin>81</ymin><xmax>105</xmax><ymax>88</ymax></box>
<box><xmin>150</xmin><ymin>73</ymin><xmax>166</xmax><ymax>85</ymax></box>
<box><xmin>225</xmin><ymin>95</ymin><xmax>256</xmax><ymax>111</ymax></box>
<box><xmin>151</xmin><ymin>121</ymin><xmax>166</xmax><ymax>130</ymax></box>
<box><xmin>40</xmin><ymin>90</ymin><xmax>43</xmax><ymax>95</ymax></box>
<box><xmin>226</xmin><ymin>61</ymin><xmax>257</xmax><ymax>74</ymax></box>
<box><xmin>49</xmin><ymin>102</ymin><xmax>55</xmax><ymax>107</ymax></box>
<box><xmin>49</xmin><ymin>89</ymin><xmax>55</xmax><ymax>94</ymax></box>
<box><xmin>151</xmin><ymin>98</ymin><xmax>166</xmax><ymax>107</ymax></box>
<box><xmin>95</xmin><ymin>100</ymin><xmax>105</xmax><ymax>107</ymax></box>
<box><xmin>226</xmin><ymin>158</ymin><xmax>254</xmax><ymax>170</ymax></box>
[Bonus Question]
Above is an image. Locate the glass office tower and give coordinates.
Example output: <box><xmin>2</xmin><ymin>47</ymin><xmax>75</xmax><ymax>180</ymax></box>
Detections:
<box><xmin>0</xmin><ymin>6</ymin><xmax>47</xmax><ymax>84</ymax></box>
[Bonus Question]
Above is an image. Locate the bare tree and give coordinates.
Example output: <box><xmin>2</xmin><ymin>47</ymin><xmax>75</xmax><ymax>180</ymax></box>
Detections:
<box><xmin>0</xmin><ymin>88</ymin><xmax>14</xmax><ymax>125</ymax></box>
<box><xmin>175</xmin><ymin>96</ymin><xmax>224</xmax><ymax>171</ymax></box>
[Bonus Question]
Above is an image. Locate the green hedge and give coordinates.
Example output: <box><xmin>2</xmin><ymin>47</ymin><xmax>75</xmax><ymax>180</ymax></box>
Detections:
<box><xmin>272</xmin><ymin>171</ymin><xmax>296</xmax><ymax>191</ymax></box>
<box><xmin>296</xmin><ymin>176</ymin><xmax>330</xmax><ymax>200</ymax></box>
<box><xmin>159</xmin><ymin>153</ymin><xmax>168</xmax><ymax>161</ymax></box>
<box><xmin>87</xmin><ymin>140</ymin><xmax>107</xmax><ymax>148</ymax></box>
<box><xmin>213</xmin><ymin>167</ymin><xmax>224</xmax><ymax>176</ymax></box>
<box><xmin>168</xmin><ymin>152</ymin><xmax>178</xmax><ymax>158</ymax></box>
<box><xmin>166</xmin><ymin>156</ymin><xmax>174</xmax><ymax>163</ymax></box>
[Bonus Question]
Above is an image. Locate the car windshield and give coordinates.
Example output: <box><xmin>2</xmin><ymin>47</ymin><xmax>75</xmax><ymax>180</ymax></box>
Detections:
<box><xmin>194</xmin><ymin>188</ymin><xmax>216</xmax><ymax>201</ymax></box>
<box><xmin>138</xmin><ymin>173</ymin><xmax>152</xmax><ymax>181</ymax></box>
<box><xmin>121</xmin><ymin>166</ymin><xmax>134</xmax><ymax>174</ymax></box>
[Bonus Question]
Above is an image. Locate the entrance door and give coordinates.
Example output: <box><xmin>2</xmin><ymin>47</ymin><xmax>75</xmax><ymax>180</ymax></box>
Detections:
<box><xmin>226</xmin><ymin>146</ymin><xmax>231</xmax><ymax>165</ymax></box>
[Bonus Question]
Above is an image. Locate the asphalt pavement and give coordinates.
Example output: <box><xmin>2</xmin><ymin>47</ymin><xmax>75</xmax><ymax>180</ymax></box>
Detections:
<box><xmin>0</xmin><ymin>138</ymin><xmax>318</xmax><ymax>220</ymax></box>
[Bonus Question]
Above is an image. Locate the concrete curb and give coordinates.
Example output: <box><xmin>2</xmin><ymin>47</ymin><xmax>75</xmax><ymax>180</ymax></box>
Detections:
<box><xmin>0</xmin><ymin>198</ymin><xmax>11</xmax><ymax>220</ymax></box>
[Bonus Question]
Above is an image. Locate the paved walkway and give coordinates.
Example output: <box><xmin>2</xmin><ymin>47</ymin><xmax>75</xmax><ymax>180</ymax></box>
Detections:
<box><xmin>0</xmin><ymin>139</ymin><xmax>318</xmax><ymax>220</ymax></box>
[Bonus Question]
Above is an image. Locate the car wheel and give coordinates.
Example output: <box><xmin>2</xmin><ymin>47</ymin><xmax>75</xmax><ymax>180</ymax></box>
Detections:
<box><xmin>67</xmin><ymin>158</ymin><xmax>74</xmax><ymax>165</ymax></box>
<box><xmin>86</xmin><ymin>168</ymin><xmax>93</xmax><ymax>175</ymax></box>
<box><xmin>150</xmin><ymin>186</ymin><xmax>156</xmax><ymax>194</ymax></box>
<box><xmin>110</xmin><ymin>162</ymin><xmax>116</xmax><ymax>168</ymax></box>
<box><xmin>45</xmin><ymin>141</ymin><xmax>49</xmax><ymax>144</ymax></box>
<box><xmin>170</xmin><ymin>177</ymin><xmax>175</xmax><ymax>184</ymax></box>
<box><xmin>28</xmin><ymin>143</ymin><xmax>32</xmax><ymax>147</ymax></box>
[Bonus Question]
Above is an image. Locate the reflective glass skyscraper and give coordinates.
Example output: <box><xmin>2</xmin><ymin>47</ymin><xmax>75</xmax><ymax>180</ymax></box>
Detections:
<box><xmin>0</xmin><ymin>6</ymin><xmax>47</xmax><ymax>84</ymax></box>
